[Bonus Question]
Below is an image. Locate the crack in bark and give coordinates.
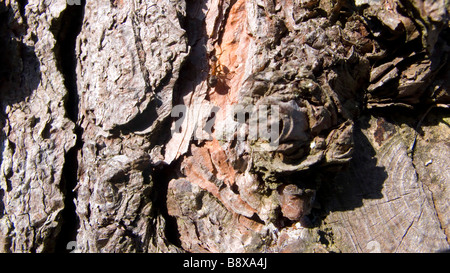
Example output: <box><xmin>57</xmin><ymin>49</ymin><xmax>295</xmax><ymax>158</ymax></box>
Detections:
<box><xmin>215</xmin><ymin>0</ymin><xmax>237</xmax><ymax>46</ymax></box>
<box><xmin>394</xmin><ymin>198</ymin><xmax>426</xmax><ymax>252</ymax></box>
<box><xmin>50</xmin><ymin>1</ymin><xmax>86</xmax><ymax>252</ymax></box>
<box><xmin>51</xmin><ymin>2</ymin><xmax>84</xmax><ymax>123</ymax></box>
<box><xmin>152</xmin><ymin>163</ymin><xmax>183</xmax><ymax>249</ymax></box>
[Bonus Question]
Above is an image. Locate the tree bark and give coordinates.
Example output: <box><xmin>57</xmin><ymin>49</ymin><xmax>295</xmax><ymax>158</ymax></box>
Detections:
<box><xmin>0</xmin><ymin>0</ymin><xmax>449</xmax><ymax>252</ymax></box>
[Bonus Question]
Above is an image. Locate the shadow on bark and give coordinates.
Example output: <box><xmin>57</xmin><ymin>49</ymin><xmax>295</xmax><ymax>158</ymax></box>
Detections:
<box><xmin>316</xmin><ymin>117</ymin><xmax>387</xmax><ymax>217</ymax></box>
<box><xmin>0</xmin><ymin>2</ymin><xmax>40</xmax><ymax>105</ymax></box>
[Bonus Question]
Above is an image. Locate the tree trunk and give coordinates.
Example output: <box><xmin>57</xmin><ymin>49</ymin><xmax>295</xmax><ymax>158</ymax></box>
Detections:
<box><xmin>0</xmin><ymin>0</ymin><xmax>449</xmax><ymax>252</ymax></box>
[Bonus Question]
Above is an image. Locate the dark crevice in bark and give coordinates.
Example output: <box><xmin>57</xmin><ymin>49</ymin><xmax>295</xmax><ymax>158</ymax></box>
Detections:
<box><xmin>17</xmin><ymin>0</ymin><xmax>27</xmax><ymax>20</ymax></box>
<box><xmin>50</xmin><ymin>1</ymin><xmax>86</xmax><ymax>252</ymax></box>
<box><xmin>215</xmin><ymin>0</ymin><xmax>237</xmax><ymax>45</ymax></box>
<box><xmin>56</xmin><ymin>135</ymin><xmax>83</xmax><ymax>252</ymax></box>
<box><xmin>176</xmin><ymin>0</ymin><xmax>208</xmax><ymax>89</ymax></box>
<box><xmin>151</xmin><ymin>163</ymin><xmax>182</xmax><ymax>248</ymax></box>
<box><xmin>146</xmin><ymin>0</ymin><xmax>212</xmax><ymax>250</ymax></box>
<box><xmin>51</xmin><ymin>1</ymin><xmax>85</xmax><ymax>123</ymax></box>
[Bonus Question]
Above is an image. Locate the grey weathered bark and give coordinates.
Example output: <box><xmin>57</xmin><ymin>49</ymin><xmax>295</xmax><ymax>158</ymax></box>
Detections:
<box><xmin>0</xmin><ymin>0</ymin><xmax>449</xmax><ymax>252</ymax></box>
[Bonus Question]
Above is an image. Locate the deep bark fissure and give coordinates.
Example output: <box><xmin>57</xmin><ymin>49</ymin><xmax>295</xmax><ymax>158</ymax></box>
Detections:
<box><xmin>50</xmin><ymin>1</ymin><xmax>86</xmax><ymax>252</ymax></box>
<box><xmin>17</xmin><ymin>0</ymin><xmax>27</xmax><ymax>20</ymax></box>
<box><xmin>215</xmin><ymin>0</ymin><xmax>237</xmax><ymax>46</ymax></box>
<box><xmin>146</xmin><ymin>0</ymin><xmax>207</xmax><ymax>250</ymax></box>
<box><xmin>51</xmin><ymin>1</ymin><xmax>85</xmax><ymax>123</ymax></box>
<box><xmin>151</xmin><ymin>162</ymin><xmax>182</xmax><ymax>248</ymax></box>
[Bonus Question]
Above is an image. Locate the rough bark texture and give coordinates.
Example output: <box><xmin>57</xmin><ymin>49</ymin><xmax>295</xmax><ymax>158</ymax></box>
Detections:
<box><xmin>0</xmin><ymin>0</ymin><xmax>449</xmax><ymax>252</ymax></box>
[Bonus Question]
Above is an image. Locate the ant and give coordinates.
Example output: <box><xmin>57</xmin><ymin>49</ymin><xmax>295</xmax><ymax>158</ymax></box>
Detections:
<box><xmin>208</xmin><ymin>54</ymin><xmax>221</xmax><ymax>87</ymax></box>
<box><xmin>207</xmin><ymin>47</ymin><xmax>231</xmax><ymax>93</ymax></box>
